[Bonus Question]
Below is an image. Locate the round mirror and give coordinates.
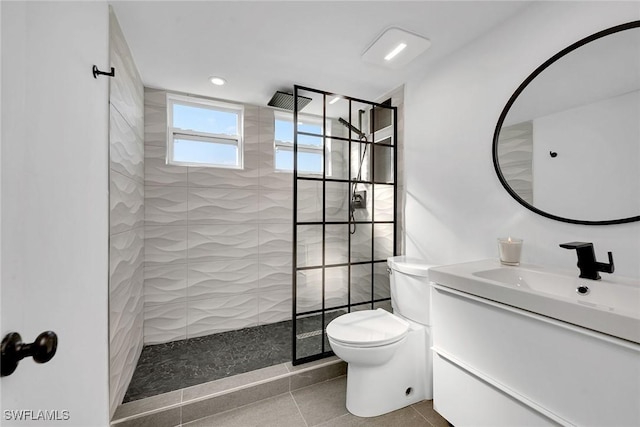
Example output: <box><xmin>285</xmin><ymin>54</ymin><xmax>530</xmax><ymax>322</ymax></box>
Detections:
<box><xmin>493</xmin><ymin>21</ymin><xmax>640</xmax><ymax>225</ymax></box>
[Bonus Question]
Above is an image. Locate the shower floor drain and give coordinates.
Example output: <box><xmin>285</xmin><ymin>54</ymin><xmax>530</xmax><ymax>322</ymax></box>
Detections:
<box><xmin>296</xmin><ymin>330</ymin><xmax>323</xmax><ymax>339</ymax></box>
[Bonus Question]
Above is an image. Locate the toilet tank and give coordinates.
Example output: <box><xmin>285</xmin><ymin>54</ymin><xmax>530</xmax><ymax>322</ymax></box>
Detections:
<box><xmin>387</xmin><ymin>256</ymin><xmax>433</xmax><ymax>325</ymax></box>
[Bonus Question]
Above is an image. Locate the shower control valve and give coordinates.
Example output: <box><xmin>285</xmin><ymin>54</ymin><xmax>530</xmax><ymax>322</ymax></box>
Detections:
<box><xmin>352</xmin><ymin>191</ymin><xmax>367</xmax><ymax>210</ymax></box>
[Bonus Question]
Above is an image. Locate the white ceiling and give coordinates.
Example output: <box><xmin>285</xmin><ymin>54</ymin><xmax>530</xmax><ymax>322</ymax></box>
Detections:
<box><xmin>110</xmin><ymin>1</ymin><xmax>532</xmax><ymax>106</ymax></box>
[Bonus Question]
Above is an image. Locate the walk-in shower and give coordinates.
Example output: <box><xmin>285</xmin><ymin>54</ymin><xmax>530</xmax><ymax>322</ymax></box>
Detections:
<box><xmin>120</xmin><ymin>85</ymin><xmax>398</xmax><ymax>402</ymax></box>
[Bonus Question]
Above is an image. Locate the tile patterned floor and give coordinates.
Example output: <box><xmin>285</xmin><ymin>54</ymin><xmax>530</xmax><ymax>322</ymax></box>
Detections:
<box><xmin>181</xmin><ymin>376</ymin><xmax>450</xmax><ymax>427</ymax></box>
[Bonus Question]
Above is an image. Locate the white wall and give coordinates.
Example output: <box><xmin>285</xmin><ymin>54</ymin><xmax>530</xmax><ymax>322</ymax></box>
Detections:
<box><xmin>1</xmin><ymin>1</ymin><xmax>110</xmax><ymax>426</ymax></box>
<box><xmin>533</xmin><ymin>90</ymin><xmax>639</xmax><ymax>221</ymax></box>
<box><xmin>404</xmin><ymin>1</ymin><xmax>640</xmax><ymax>279</ymax></box>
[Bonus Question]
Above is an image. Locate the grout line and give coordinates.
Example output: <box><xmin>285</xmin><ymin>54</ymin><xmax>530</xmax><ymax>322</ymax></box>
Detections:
<box><xmin>291</xmin><ymin>374</ymin><xmax>346</xmax><ymax>394</ymax></box>
<box><xmin>289</xmin><ymin>390</ymin><xmax>310</xmax><ymax>427</ymax></box>
<box><xmin>313</xmin><ymin>413</ymin><xmax>350</xmax><ymax>427</ymax></box>
<box><xmin>179</xmin><ymin>389</ymin><xmax>184</xmax><ymax>425</ymax></box>
<box><xmin>409</xmin><ymin>404</ymin><xmax>434</xmax><ymax>427</ymax></box>
<box><xmin>189</xmin><ymin>391</ymin><xmax>293</xmax><ymax>426</ymax></box>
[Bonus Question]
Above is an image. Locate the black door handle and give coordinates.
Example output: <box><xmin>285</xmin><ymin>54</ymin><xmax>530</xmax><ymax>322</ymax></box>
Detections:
<box><xmin>1</xmin><ymin>331</ymin><xmax>58</xmax><ymax>376</ymax></box>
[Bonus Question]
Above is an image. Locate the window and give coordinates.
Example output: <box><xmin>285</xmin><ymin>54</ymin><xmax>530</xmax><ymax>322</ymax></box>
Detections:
<box><xmin>167</xmin><ymin>94</ymin><xmax>243</xmax><ymax>168</ymax></box>
<box><xmin>274</xmin><ymin>112</ymin><xmax>324</xmax><ymax>173</ymax></box>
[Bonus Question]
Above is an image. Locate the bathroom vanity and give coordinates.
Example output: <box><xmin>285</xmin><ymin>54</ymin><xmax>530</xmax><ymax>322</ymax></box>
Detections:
<box><xmin>429</xmin><ymin>259</ymin><xmax>640</xmax><ymax>426</ymax></box>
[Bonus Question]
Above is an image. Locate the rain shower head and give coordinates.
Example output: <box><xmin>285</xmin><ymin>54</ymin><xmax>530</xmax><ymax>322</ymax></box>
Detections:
<box><xmin>267</xmin><ymin>91</ymin><xmax>312</xmax><ymax>111</ymax></box>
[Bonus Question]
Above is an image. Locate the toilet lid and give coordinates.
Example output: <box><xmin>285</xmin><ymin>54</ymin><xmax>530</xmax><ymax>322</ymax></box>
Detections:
<box><xmin>326</xmin><ymin>309</ymin><xmax>409</xmax><ymax>347</ymax></box>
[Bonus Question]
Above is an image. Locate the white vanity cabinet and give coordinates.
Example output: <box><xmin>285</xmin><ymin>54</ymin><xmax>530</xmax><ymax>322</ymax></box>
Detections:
<box><xmin>431</xmin><ymin>284</ymin><xmax>640</xmax><ymax>427</ymax></box>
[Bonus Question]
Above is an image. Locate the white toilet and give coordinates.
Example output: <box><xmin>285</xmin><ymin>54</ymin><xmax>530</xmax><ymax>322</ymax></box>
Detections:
<box><xmin>326</xmin><ymin>256</ymin><xmax>433</xmax><ymax>417</ymax></box>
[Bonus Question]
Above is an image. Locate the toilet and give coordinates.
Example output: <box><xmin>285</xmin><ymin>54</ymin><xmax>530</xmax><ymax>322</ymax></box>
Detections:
<box><xmin>326</xmin><ymin>256</ymin><xmax>433</xmax><ymax>417</ymax></box>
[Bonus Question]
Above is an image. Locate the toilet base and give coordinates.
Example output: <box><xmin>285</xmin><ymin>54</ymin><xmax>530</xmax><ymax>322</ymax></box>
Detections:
<box><xmin>344</xmin><ymin>324</ymin><xmax>431</xmax><ymax>417</ymax></box>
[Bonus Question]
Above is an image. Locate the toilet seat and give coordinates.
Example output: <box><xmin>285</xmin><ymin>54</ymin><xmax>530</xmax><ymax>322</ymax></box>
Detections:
<box><xmin>327</xmin><ymin>309</ymin><xmax>409</xmax><ymax>348</ymax></box>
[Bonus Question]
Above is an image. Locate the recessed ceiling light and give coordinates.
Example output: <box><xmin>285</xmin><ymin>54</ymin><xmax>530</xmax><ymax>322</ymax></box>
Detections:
<box><xmin>384</xmin><ymin>43</ymin><xmax>407</xmax><ymax>61</ymax></box>
<box><xmin>362</xmin><ymin>27</ymin><xmax>431</xmax><ymax>69</ymax></box>
<box><xmin>209</xmin><ymin>76</ymin><xmax>226</xmax><ymax>86</ymax></box>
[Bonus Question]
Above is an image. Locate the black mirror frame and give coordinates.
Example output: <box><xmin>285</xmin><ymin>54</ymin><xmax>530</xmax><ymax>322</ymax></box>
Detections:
<box><xmin>493</xmin><ymin>20</ymin><xmax>640</xmax><ymax>226</ymax></box>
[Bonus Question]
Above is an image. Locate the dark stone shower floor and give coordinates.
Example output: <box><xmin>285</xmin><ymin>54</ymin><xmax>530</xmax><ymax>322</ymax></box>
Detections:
<box><xmin>122</xmin><ymin>313</ymin><xmax>344</xmax><ymax>403</ymax></box>
<box><xmin>123</xmin><ymin>320</ymin><xmax>292</xmax><ymax>402</ymax></box>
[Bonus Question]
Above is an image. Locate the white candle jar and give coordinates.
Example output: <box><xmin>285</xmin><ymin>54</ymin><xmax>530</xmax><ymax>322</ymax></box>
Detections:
<box><xmin>497</xmin><ymin>237</ymin><xmax>523</xmax><ymax>265</ymax></box>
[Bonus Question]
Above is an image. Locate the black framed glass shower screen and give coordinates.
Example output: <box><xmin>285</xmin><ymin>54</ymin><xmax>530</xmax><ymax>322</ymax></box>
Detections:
<box><xmin>292</xmin><ymin>85</ymin><xmax>398</xmax><ymax>365</ymax></box>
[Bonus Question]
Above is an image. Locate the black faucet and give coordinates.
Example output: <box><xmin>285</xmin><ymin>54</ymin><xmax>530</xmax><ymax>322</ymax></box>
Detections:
<box><xmin>559</xmin><ymin>242</ymin><xmax>614</xmax><ymax>280</ymax></box>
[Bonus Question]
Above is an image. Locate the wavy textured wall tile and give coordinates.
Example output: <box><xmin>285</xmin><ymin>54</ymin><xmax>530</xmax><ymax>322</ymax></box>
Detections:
<box><xmin>110</xmin><ymin>228</ymin><xmax>144</xmax><ymax>288</ymax></box>
<box><xmin>109</xmin><ymin>301</ymin><xmax>142</xmax><ymax>408</ymax></box>
<box><xmin>259</xmin><ymin>167</ymin><xmax>294</xmax><ymax>191</ymax></box>
<box><xmin>258</xmin><ymin>256</ymin><xmax>292</xmax><ymax>293</ymax></box>
<box><xmin>187</xmin><ymin>294</ymin><xmax>259</xmax><ymax>338</ymax></box>
<box><xmin>187</xmin><ymin>224</ymin><xmax>259</xmax><ymax>262</ymax></box>
<box><xmin>325</xmin><ymin>183</ymin><xmax>350</xmax><ymax>223</ymax></box>
<box><xmin>350</xmin><ymin>263</ymin><xmax>373</xmax><ymax>304</ymax></box>
<box><xmin>325</xmin><ymin>266</ymin><xmax>349</xmax><ymax>309</ymax></box>
<box><xmin>144</xmin><ymin>144</ymin><xmax>165</xmax><ymax>161</ymax></box>
<box><xmin>259</xmin><ymin>224</ymin><xmax>292</xmax><ymax>259</ymax></box>
<box><xmin>296</xmin><ymin>180</ymin><xmax>322</xmax><ymax>222</ymax></box>
<box><xmin>144</xmin><ymin>140</ymin><xmax>189</xmax><ymax>186</ymax></box>
<box><xmin>109</xmin><ymin>14</ymin><xmax>143</xmax><ymax>139</ymax></box>
<box><xmin>327</xmin><ymin>138</ymin><xmax>349</xmax><ymax>181</ymax></box>
<box><xmin>145</xmin><ymin>88</ymin><xmax>166</xmax><ymax>108</ymax></box>
<box><xmin>187</xmin><ymin>260</ymin><xmax>259</xmax><ymax>300</ymax></box>
<box><xmin>145</xmin><ymin>158</ymin><xmax>188</xmax><ymax>187</ymax></box>
<box><xmin>296</xmin><ymin>225</ymin><xmax>322</xmax><ymax>268</ymax></box>
<box><xmin>110</xmin><ymin>105</ymin><xmax>144</xmax><ymax>182</ymax></box>
<box><xmin>325</xmin><ymin>224</ymin><xmax>349</xmax><ymax>265</ymax></box>
<box><xmin>144</xmin><ymin>302</ymin><xmax>187</xmax><ymax>344</ymax></box>
<box><xmin>144</xmin><ymin>226</ymin><xmax>187</xmax><ymax>266</ymax></box>
<box><xmin>144</xmin><ymin>89</ymin><xmax>166</xmax><ymax>147</ymax></box>
<box><xmin>258</xmin><ymin>190</ymin><xmax>292</xmax><ymax>223</ymax></box>
<box><xmin>497</xmin><ymin>121</ymin><xmax>534</xmax><ymax>204</ymax></box>
<box><xmin>188</xmin><ymin>156</ymin><xmax>261</xmax><ymax>189</ymax></box>
<box><xmin>110</xmin><ymin>172</ymin><xmax>144</xmax><ymax>235</ymax></box>
<box><xmin>144</xmin><ymin>263</ymin><xmax>187</xmax><ymax>305</ymax></box>
<box><xmin>374</xmin><ymin>184</ymin><xmax>395</xmax><ymax>222</ymax></box>
<box><xmin>109</xmin><ymin>301</ymin><xmax>143</xmax><ymax>415</ymax></box>
<box><xmin>258</xmin><ymin>290</ymin><xmax>291</xmax><ymax>324</ymax></box>
<box><xmin>145</xmin><ymin>185</ymin><xmax>188</xmax><ymax>226</ymax></box>
<box><xmin>373</xmin><ymin>262</ymin><xmax>391</xmax><ymax>300</ymax></box>
<box><xmin>188</xmin><ymin>187</ymin><xmax>259</xmax><ymax>224</ymax></box>
<box><xmin>295</xmin><ymin>269</ymin><xmax>323</xmax><ymax>313</ymax></box>
<box><xmin>351</xmin><ymin>223</ymin><xmax>372</xmax><ymax>263</ymax></box>
<box><xmin>373</xmin><ymin>223</ymin><xmax>394</xmax><ymax>261</ymax></box>
<box><xmin>109</xmin><ymin>9</ymin><xmax>144</xmax><ymax>418</ymax></box>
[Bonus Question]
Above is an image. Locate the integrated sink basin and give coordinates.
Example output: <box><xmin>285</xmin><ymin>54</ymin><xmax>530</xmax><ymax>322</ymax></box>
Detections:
<box><xmin>429</xmin><ymin>259</ymin><xmax>640</xmax><ymax>344</ymax></box>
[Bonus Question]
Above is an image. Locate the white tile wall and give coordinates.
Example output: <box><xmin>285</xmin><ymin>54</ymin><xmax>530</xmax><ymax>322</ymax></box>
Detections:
<box><xmin>186</xmin><ymin>294</ymin><xmax>259</xmax><ymax>339</ymax></box>
<box><xmin>142</xmin><ymin>88</ymin><xmax>401</xmax><ymax>345</ymax></box>
<box><xmin>143</xmin><ymin>90</ymin><xmax>295</xmax><ymax>344</ymax></box>
<box><xmin>109</xmin><ymin>9</ymin><xmax>145</xmax><ymax>417</ymax></box>
<box><xmin>143</xmin><ymin>302</ymin><xmax>187</xmax><ymax>343</ymax></box>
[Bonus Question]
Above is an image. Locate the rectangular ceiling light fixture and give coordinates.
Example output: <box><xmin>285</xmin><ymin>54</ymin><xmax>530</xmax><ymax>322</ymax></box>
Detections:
<box><xmin>384</xmin><ymin>43</ymin><xmax>407</xmax><ymax>61</ymax></box>
<box><xmin>362</xmin><ymin>27</ymin><xmax>431</xmax><ymax>69</ymax></box>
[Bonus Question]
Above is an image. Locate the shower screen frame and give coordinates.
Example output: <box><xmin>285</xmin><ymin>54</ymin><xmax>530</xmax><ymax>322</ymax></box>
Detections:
<box><xmin>292</xmin><ymin>85</ymin><xmax>398</xmax><ymax>366</ymax></box>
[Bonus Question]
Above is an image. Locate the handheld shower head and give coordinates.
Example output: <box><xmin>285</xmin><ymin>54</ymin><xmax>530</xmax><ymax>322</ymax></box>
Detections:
<box><xmin>338</xmin><ymin>117</ymin><xmax>366</xmax><ymax>140</ymax></box>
